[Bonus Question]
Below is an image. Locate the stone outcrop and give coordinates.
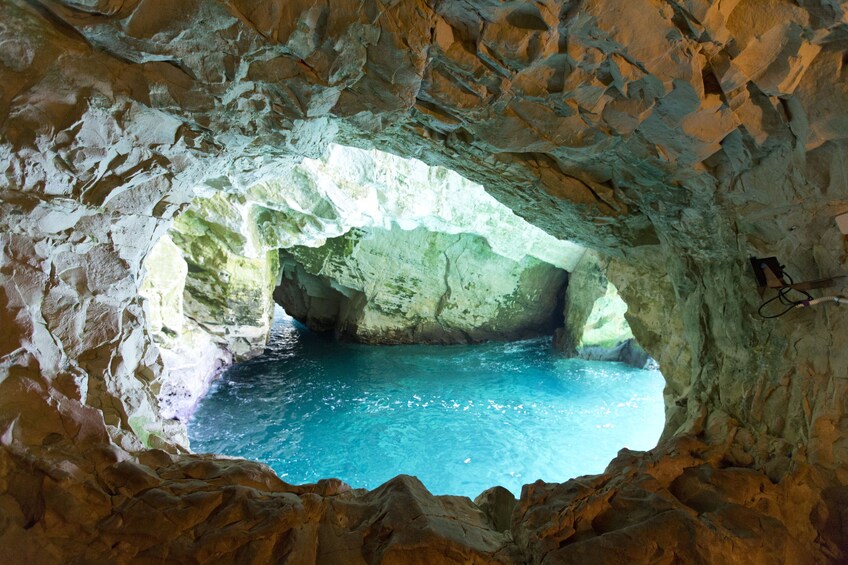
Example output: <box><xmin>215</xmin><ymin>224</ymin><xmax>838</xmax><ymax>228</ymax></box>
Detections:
<box><xmin>139</xmin><ymin>234</ymin><xmax>234</xmax><ymax>422</ymax></box>
<box><xmin>169</xmin><ymin>193</ymin><xmax>279</xmax><ymax>360</ymax></box>
<box><xmin>0</xmin><ymin>412</ymin><xmax>839</xmax><ymax>563</ymax></box>
<box><xmin>2</xmin><ymin>0</ymin><xmax>848</xmax><ymax>562</ymax></box>
<box><xmin>276</xmin><ymin>226</ymin><xmax>568</xmax><ymax>343</ymax></box>
<box><xmin>579</xmin><ymin>338</ymin><xmax>653</xmax><ymax>369</ymax></box>
<box><xmin>514</xmin><ymin>436</ymin><xmax>841</xmax><ymax>563</ymax></box>
<box><xmin>0</xmin><ymin>425</ymin><xmax>520</xmax><ymax>563</ymax></box>
<box><xmin>140</xmin><ymin>143</ymin><xmax>583</xmax><ymax>417</ymax></box>
<box><xmin>555</xmin><ymin>251</ymin><xmax>652</xmax><ymax>368</ymax></box>
<box><xmin>474</xmin><ymin>486</ymin><xmax>517</xmax><ymax>534</ymax></box>
<box><xmin>139</xmin><ymin>194</ymin><xmax>280</xmax><ymax>422</ymax></box>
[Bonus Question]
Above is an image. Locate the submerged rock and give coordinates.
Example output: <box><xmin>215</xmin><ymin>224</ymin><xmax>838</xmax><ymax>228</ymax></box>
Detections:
<box><xmin>579</xmin><ymin>339</ymin><xmax>654</xmax><ymax>370</ymax></box>
<box><xmin>276</xmin><ymin>226</ymin><xmax>568</xmax><ymax>343</ymax></box>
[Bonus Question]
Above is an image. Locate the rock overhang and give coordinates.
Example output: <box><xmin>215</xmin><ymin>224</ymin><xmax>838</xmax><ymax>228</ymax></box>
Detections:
<box><xmin>141</xmin><ymin>143</ymin><xmax>585</xmax><ymax>419</ymax></box>
<box><xmin>1</xmin><ymin>0</ymin><xmax>848</xmax><ymax>561</ymax></box>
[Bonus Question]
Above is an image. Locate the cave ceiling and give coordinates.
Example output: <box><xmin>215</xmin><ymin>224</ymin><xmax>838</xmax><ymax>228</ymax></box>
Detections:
<box><xmin>1</xmin><ymin>0</ymin><xmax>848</xmax><ymax>562</ymax></box>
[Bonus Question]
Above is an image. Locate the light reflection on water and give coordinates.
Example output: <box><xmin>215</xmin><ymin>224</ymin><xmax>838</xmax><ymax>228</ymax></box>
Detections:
<box><xmin>188</xmin><ymin>308</ymin><xmax>666</xmax><ymax>497</ymax></box>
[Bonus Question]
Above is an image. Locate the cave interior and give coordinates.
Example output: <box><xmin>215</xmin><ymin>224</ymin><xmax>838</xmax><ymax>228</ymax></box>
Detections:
<box><xmin>2</xmin><ymin>0</ymin><xmax>848</xmax><ymax>563</ymax></box>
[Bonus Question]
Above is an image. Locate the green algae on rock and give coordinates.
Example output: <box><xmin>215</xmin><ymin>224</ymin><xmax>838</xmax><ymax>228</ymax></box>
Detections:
<box><xmin>276</xmin><ymin>226</ymin><xmax>568</xmax><ymax>343</ymax></box>
<box><xmin>554</xmin><ymin>251</ymin><xmax>650</xmax><ymax>368</ymax></box>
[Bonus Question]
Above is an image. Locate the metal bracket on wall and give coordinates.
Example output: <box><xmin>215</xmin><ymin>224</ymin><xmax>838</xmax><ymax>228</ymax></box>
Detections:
<box><xmin>750</xmin><ymin>256</ymin><xmax>848</xmax><ymax>293</ymax></box>
<box><xmin>750</xmin><ymin>256</ymin><xmax>787</xmax><ymax>291</ymax></box>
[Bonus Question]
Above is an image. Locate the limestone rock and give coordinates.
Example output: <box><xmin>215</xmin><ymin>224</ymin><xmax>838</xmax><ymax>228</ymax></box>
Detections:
<box><xmin>474</xmin><ymin>486</ymin><xmax>516</xmax><ymax>533</ymax></box>
<box><xmin>0</xmin><ymin>435</ymin><xmax>518</xmax><ymax>563</ymax></box>
<box><xmin>555</xmin><ymin>251</ymin><xmax>649</xmax><ymax>367</ymax></box>
<box><xmin>169</xmin><ymin>193</ymin><xmax>279</xmax><ymax>360</ymax></box>
<box><xmin>138</xmin><ymin>199</ymin><xmax>279</xmax><ymax>422</ymax></box>
<box><xmin>579</xmin><ymin>339</ymin><xmax>654</xmax><ymax>370</ymax></box>
<box><xmin>319</xmin><ymin>475</ymin><xmax>517</xmax><ymax>564</ymax></box>
<box><xmin>513</xmin><ymin>437</ymin><xmax>838</xmax><ymax>563</ymax></box>
<box><xmin>2</xmin><ymin>0</ymin><xmax>848</xmax><ymax>562</ymax></box>
<box><xmin>143</xmin><ymin>143</ymin><xmax>582</xmax><ymax>414</ymax></box>
<box><xmin>276</xmin><ymin>226</ymin><xmax>568</xmax><ymax>344</ymax></box>
<box><xmin>250</xmin><ymin>144</ymin><xmax>585</xmax><ymax>269</ymax></box>
<box><xmin>554</xmin><ymin>252</ymin><xmax>609</xmax><ymax>356</ymax></box>
<box><xmin>273</xmin><ymin>260</ymin><xmax>349</xmax><ymax>334</ymax></box>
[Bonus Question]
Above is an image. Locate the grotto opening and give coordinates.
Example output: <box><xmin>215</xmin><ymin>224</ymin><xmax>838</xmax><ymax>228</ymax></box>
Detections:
<box><xmin>139</xmin><ymin>142</ymin><xmax>662</xmax><ymax>498</ymax></box>
<box><xmin>186</xmin><ymin>307</ymin><xmax>666</xmax><ymax>499</ymax></box>
<box><xmin>2</xmin><ymin>0</ymin><xmax>848</xmax><ymax>563</ymax></box>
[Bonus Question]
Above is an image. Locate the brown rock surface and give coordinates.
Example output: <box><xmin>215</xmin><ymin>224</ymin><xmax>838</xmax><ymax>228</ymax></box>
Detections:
<box><xmin>474</xmin><ymin>486</ymin><xmax>517</xmax><ymax>533</ymax></box>
<box><xmin>1</xmin><ymin>0</ymin><xmax>848</xmax><ymax>562</ymax></box>
<box><xmin>514</xmin><ymin>436</ymin><xmax>838</xmax><ymax>563</ymax></box>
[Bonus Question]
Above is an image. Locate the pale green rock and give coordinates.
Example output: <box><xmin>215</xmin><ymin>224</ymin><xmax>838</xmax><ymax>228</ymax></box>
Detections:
<box><xmin>140</xmin><ymin>195</ymin><xmax>280</xmax><ymax>420</ymax></box>
<box><xmin>581</xmin><ymin>282</ymin><xmax>634</xmax><ymax>349</ymax></box>
<box><xmin>277</xmin><ymin>226</ymin><xmax>568</xmax><ymax>343</ymax></box>
<box><xmin>140</xmin><ymin>145</ymin><xmax>584</xmax><ymax>419</ymax></box>
<box><xmin>248</xmin><ymin>144</ymin><xmax>586</xmax><ymax>270</ymax></box>
<box><xmin>139</xmin><ymin>234</ymin><xmax>187</xmax><ymax>337</ymax></box>
<box><xmin>554</xmin><ymin>251</ymin><xmax>647</xmax><ymax>367</ymax></box>
<box><xmin>169</xmin><ymin>192</ymin><xmax>279</xmax><ymax>359</ymax></box>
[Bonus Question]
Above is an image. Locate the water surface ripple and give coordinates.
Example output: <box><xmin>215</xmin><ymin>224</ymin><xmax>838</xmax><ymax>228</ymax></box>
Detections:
<box><xmin>188</xmin><ymin>309</ymin><xmax>665</xmax><ymax>497</ymax></box>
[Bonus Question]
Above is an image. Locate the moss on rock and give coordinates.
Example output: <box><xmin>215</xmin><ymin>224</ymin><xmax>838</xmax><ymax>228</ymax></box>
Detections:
<box><xmin>277</xmin><ymin>226</ymin><xmax>568</xmax><ymax>343</ymax></box>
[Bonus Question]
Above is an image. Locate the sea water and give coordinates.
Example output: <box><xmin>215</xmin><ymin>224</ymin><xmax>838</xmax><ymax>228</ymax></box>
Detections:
<box><xmin>188</xmin><ymin>308</ymin><xmax>666</xmax><ymax>498</ymax></box>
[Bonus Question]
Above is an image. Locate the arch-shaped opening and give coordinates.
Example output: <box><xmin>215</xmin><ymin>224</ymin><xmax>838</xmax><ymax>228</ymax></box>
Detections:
<box><xmin>3</xmin><ymin>1</ymin><xmax>846</xmax><ymax>561</ymax></box>
<box><xmin>139</xmin><ymin>144</ymin><xmax>665</xmax><ymax>496</ymax></box>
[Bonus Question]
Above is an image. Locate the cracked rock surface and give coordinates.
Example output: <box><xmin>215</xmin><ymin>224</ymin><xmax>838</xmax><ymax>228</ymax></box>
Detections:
<box><xmin>2</xmin><ymin>0</ymin><xmax>848</xmax><ymax>562</ymax></box>
<box><xmin>276</xmin><ymin>225</ymin><xmax>568</xmax><ymax>344</ymax></box>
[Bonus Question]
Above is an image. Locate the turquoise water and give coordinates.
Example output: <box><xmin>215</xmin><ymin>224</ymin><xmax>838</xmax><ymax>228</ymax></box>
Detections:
<box><xmin>188</xmin><ymin>309</ymin><xmax>666</xmax><ymax>498</ymax></box>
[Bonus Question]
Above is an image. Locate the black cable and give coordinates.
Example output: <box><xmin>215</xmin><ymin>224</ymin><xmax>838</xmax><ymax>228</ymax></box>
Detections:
<box><xmin>783</xmin><ymin>272</ymin><xmax>814</xmax><ymax>302</ymax></box>
<box><xmin>757</xmin><ymin>271</ymin><xmax>815</xmax><ymax>318</ymax></box>
<box><xmin>758</xmin><ymin>292</ymin><xmax>798</xmax><ymax>318</ymax></box>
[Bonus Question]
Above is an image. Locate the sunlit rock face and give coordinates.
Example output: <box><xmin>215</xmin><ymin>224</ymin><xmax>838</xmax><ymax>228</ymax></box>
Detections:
<box><xmin>139</xmin><ymin>144</ymin><xmax>583</xmax><ymax>415</ymax></box>
<box><xmin>169</xmin><ymin>193</ymin><xmax>279</xmax><ymax>359</ymax></box>
<box><xmin>555</xmin><ymin>251</ymin><xmax>651</xmax><ymax>368</ymax></box>
<box><xmin>2</xmin><ymin>0</ymin><xmax>848</xmax><ymax>562</ymax></box>
<box><xmin>254</xmin><ymin>144</ymin><xmax>585</xmax><ymax>270</ymax></box>
<box><xmin>276</xmin><ymin>226</ymin><xmax>568</xmax><ymax>343</ymax></box>
<box><xmin>138</xmin><ymin>234</ymin><xmax>232</xmax><ymax>423</ymax></box>
<box><xmin>139</xmin><ymin>199</ymin><xmax>280</xmax><ymax>422</ymax></box>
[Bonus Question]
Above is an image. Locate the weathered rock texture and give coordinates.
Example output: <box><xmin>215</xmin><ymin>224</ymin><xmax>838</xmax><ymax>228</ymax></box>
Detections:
<box><xmin>138</xmin><ymin>234</ymin><xmax>235</xmax><ymax>422</ymax></box>
<box><xmin>2</xmin><ymin>0</ymin><xmax>848</xmax><ymax>562</ymax></box>
<box><xmin>140</xmin><ymin>143</ymin><xmax>583</xmax><ymax>416</ymax></box>
<box><xmin>253</xmin><ymin>143</ymin><xmax>585</xmax><ymax>270</ymax></box>
<box><xmin>169</xmin><ymin>193</ymin><xmax>280</xmax><ymax>360</ymax></box>
<box><xmin>276</xmin><ymin>226</ymin><xmax>568</xmax><ymax>343</ymax></box>
<box><xmin>555</xmin><ymin>251</ymin><xmax>652</xmax><ymax>367</ymax></box>
<box><xmin>139</xmin><ymin>195</ymin><xmax>282</xmax><ymax>422</ymax></box>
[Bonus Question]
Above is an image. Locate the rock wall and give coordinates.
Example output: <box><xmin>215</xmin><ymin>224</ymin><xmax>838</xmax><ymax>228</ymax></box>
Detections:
<box><xmin>138</xmin><ymin>234</ymin><xmax>234</xmax><ymax>423</ymax></box>
<box><xmin>253</xmin><ymin>143</ymin><xmax>585</xmax><ymax>271</ymax></box>
<box><xmin>138</xmin><ymin>195</ymin><xmax>282</xmax><ymax>423</ymax></box>
<box><xmin>138</xmin><ymin>191</ymin><xmax>281</xmax><ymax>423</ymax></box>
<box><xmin>140</xmin><ymin>143</ymin><xmax>583</xmax><ymax>417</ymax></box>
<box><xmin>276</xmin><ymin>226</ymin><xmax>569</xmax><ymax>343</ymax></box>
<box><xmin>169</xmin><ymin>193</ymin><xmax>279</xmax><ymax>360</ymax></box>
<box><xmin>2</xmin><ymin>0</ymin><xmax>848</xmax><ymax>561</ymax></box>
<box><xmin>554</xmin><ymin>251</ymin><xmax>652</xmax><ymax>368</ymax></box>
